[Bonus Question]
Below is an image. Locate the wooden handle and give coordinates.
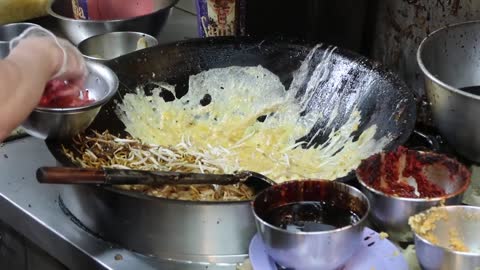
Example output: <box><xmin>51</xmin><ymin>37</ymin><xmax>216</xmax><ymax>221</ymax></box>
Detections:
<box><xmin>36</xmin><ymin>167</ymin><xmax>107</xmax><ymax>184</ymax></box>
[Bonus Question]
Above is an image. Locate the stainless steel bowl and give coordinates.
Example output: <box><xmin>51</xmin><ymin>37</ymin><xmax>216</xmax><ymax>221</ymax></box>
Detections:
<box><xmin>356</xmin><ymin>148</ymin><xmax>471</xmax><ymax>242</ymax></box>
<box><xmin>0</xmin><ymin>22</ymin><xmax>37</xmax><ymax>59</ymax></box>
<box><xmin>411</xmin><ymin>205</ymin><xmax>480</xmax><ymax>270</ymax></box>
<box><xmin>418</xmin><ymin>20</ymin><xmax>480</xmax><ymax>163</ymax></box>
<box><xmin>47</xmin><ymin>0</ymin><xmax>178</xmax><ymax>45</ymax></box>
<box><xmin>252</xmin><ymin>180</ymin><xmax>370</xmax><ymax>270</ymax></box>
<box><xmin>78</xmin><ymin>31</ymin><xmax>158</xmax><ymax>62</ymax></box>
<box><xmin>21</xmin><ymin>61</ymin><xmax>119</xmax><ymax>139</ymax></box>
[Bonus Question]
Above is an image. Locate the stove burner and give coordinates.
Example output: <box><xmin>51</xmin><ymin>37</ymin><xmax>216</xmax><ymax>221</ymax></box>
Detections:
<box><xmin>58</xmin><ymin>196</ymin><xmax>113</xmax><ymax>245</ymax></box>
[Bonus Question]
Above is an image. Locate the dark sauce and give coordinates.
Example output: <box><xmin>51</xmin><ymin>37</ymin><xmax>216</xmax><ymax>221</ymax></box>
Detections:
<box><xmin>264</xmin><ymin>201</ymin><xmax>360</xmax><ymax>232</ymax></box>
<box><xmin>460</xmin><ymin>86</ymin><xmax>480</xmax><ymax>95</ymax></box>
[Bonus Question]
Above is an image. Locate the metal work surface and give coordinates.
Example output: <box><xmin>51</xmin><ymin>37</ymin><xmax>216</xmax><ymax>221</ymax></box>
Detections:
<box><xmin>0</xmin><ymin>137</ymin><xmax>236</xmax><ymax>270</ymax></box>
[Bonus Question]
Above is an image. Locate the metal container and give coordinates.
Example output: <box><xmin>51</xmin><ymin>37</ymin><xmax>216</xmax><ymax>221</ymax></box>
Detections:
<box><xmin>369</xmin><ymin>0</ymin><xmax>480</xmax><ymax>96</ymax></box>
<box><xmin>21</xmin><ymin>61</ymin><xmax>118</xmax><ymax>139</ymax></box>
<box><xmin>411</xmin><ymin>205</ymin><xmax>480</xmax><ymax>270</ymax></box>
<box><xmin>78</xmin><ymin>31</ymin><xmax>158</xmax><ymax>62</ymax></box>
<box><xmin>47</xmin><ymin>0</ymin><xmax>178</xmax><ymax>45</ymax></box>
<box><xmin>252</xmin><ymin>180</ymin><xmax>369</xmax><ymax>270</ymax></box>
<box><xmin>356</xmin><ymin>148</ymin><xmax>471</xmax><ymax>242</ymax></box>
<box><xmin>60</xmin><ymin>185</ymin><xmax>256</xmax><ymax>265</ymax></box>
<box><xmin>0</xmin><ymin>22</ymin><xmax>37</xmax><ymax>59</ymax></box>
<box><xmin>417</xmin><ymin>21</ymin><xmax>480</xmax><ymax>163</ymax></box>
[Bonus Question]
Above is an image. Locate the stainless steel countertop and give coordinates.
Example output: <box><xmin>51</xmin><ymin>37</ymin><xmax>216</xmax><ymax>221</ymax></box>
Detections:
<box><xmin>0</xmin><ymin>8</ymin><xmax>241</xmax><ymax>270</ymax></box>
<box><xmin>0</xmin><ymin>137</ymin><xmax>238</xmax><ymax>270</ymax></box>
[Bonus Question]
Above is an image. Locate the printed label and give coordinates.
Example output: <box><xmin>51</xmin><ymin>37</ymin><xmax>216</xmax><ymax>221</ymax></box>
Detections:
<box><xmin>196</xmin><ymin>0</ymin><xmax>246</xmax><ymax>37</ymax></box>
<box><xmin>72</xmin><ymin>0</ymin><xmax>89</xmax><ymax>19</ymax></box>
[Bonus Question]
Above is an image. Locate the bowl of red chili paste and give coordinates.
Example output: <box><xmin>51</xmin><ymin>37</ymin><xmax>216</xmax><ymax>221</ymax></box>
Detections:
<box><xmin>39</xmin><ymin>80</ymin><xmax>96</xmax><ymax>108</ymax></box>
<box><xmin>355</xmin><ymin>146</ymin><xmax>471</xmax><ymax>242</ymax></box>
<box><xmin>21</xmin><ymin>61</ymin><xmax>118</xmax><ymax>139</ymax></box>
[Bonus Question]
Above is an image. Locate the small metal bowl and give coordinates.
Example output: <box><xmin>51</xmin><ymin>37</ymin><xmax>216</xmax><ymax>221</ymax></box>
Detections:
<box><xmin>410</xmin><ymin>205</ymin><xmax>480</xmax><ymax>270</ymax></box>
<box><xmin>356</xmin><ymin>148</ymin><xmax>471</xmax><ymax>242</ymax></box>
<box><xmin>78</xmin><ymin>31</ymin><xmax>158</xmax><ymax>62</ymax></box>
<box><xmin>21</xmin><ymin>61</ymin><xmax>119</xmax><ymax>139</ymax></box>
<box><xmin>0</xmin><ymin>22</ymin><xmax>37</xmax><ymax>59</ymax></box>
<box><xmin>47</xmin><ymin>0</ymin><xmax>178</xmax><ymax>45</ymax></box>
<box><xmin>252</xmin><ymin>180</ymin><xmax>369</xmax><ymax>270</ymax></box>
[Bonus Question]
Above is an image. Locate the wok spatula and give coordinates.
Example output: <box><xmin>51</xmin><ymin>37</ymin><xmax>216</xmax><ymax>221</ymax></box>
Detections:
<box><xmin>36</xmin><ymin>167</ymin><xmax>274</xmax><ymax>191</ymax></box>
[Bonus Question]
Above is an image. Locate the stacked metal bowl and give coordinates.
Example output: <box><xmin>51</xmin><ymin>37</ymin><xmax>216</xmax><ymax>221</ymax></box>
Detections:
<box><xmin>47</xmin><ymin>0</ymin><xmax>178</xmax><ymax>45</ymax></box>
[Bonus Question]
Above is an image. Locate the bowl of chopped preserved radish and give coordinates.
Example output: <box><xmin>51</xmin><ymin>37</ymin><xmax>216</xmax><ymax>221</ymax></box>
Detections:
<box><xmin>22</xmin><ymin>61</ymin><xmax>118</xmax><ymax>139</ymax></box>
<box><xmin>409</xmin><ymin>205</ymin><xmax>480</xmax><ymax>270</ymax></box>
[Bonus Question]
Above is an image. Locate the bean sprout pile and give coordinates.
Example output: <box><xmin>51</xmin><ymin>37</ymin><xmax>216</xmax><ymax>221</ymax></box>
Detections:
<box><xmin>62</xmin><ymin>130</ymin><xmax>254</xmax><ymax>201</ymax></box>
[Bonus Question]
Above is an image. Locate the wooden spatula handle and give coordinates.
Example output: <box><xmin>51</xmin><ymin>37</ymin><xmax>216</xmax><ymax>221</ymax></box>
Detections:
<box><xmin>36</xmin><ymin>167</ymin><xmax>107</xmax><ymax>184</ymax></box>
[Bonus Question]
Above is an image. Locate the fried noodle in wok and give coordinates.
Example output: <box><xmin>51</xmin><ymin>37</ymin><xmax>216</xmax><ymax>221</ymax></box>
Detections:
<box><xmin>62</xmin><ymin>45</ymin><xmax>392</xmax><ymax>202</ymax></box>
<box><xmin>63</xmin><ymin>131</ymin><xmax>254</xmax><ymax>201</ymax></box>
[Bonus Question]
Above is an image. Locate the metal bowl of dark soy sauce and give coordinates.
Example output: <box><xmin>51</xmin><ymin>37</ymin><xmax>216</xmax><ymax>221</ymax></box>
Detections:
<box><xmin>252</xmin><ymin>180</ymin><xmax>370</xmax><ymax>270</ymax></box>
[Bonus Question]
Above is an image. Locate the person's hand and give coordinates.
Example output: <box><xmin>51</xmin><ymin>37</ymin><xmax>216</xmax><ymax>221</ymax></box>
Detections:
<box><xmin>46</xmin><ymin>38</ymin><xmax>88</xmax><ymax>102</ymax></box>
<box><xmin>50</xmin><ymin>38</ymin><xmax>88</xmax><ymax>86</ymax></box>
<box><xmin>0</xmin><ymin>25</ymin><xmax>89</xmax><ymax>140</ymax></box>
<box><xmin>9</xmin><ymin>26</ymin><xmax>87</xmax><ymax>86</ymax></box>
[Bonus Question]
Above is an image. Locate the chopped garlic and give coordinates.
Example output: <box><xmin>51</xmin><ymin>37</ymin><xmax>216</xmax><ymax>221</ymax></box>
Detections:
<box><xmin>379</xmin><ymin>232</ymin><xmax>389</xmax><ymax>240</ymax></box>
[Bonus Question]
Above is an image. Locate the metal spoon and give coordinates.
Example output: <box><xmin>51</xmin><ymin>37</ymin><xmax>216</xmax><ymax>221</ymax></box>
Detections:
<box><xmin>36</xmin><ymin>167</ymin><xmax>274</xmax><ymax>193</ymax></box>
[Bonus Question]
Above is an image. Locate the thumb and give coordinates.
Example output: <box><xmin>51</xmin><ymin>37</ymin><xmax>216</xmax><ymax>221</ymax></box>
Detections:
<box><xmin>52</xmin><ymin>39</ymin><xmax>88</xmax><ymax>82</ymax></box>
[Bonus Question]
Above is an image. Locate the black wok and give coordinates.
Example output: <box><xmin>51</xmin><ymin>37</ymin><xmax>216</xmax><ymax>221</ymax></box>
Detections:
<box><xmin>42</xmin><ymin>37</ymin><xmax>417</xmax><ymax>263</ymax></box>
<box><xmin>46</xmin><ymin>37</ymin><xmax>417</xmax><ymax>183</ymax></box>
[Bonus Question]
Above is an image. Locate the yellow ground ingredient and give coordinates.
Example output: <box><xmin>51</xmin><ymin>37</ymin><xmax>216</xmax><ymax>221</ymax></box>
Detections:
<box><xmin>0</xmin><ymin>0</ymin><xmax>48</xmax><ymax>25</ymax></box>
<box><xmin>409</xmin><ymin>207</ymin><xmax>478</xmax><ymax>253</ymax></box>
<box><xmin>448</xmin><ymin>228</ymin><xmax>468</xmax><ymax>252</ymax></box>
<box><xmin>408</xmin><ymin>207</ymin><xmax>448</xmax><ymax>246</ymax></box>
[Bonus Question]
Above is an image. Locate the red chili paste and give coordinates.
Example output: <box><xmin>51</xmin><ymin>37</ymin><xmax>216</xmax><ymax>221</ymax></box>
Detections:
<box><xmin>39</xmin><ymin>80</ymin><xmax>95</xmax><ymax>108</ymax></box>
<box><xmin>358</xmin><ymin>146</ymin><xmax>446</xmax><ymax>198</ymax></box>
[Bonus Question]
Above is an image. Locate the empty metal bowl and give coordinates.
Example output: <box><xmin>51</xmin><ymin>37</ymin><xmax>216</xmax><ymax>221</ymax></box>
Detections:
<box><xmin>78</xmin><ymin>31</ymin><xmax>158</xmax><ymax>62</ymax></box>
<box><xmin>252</xmin><ymin>180</ymin><xmax>369</xmax><ymax>270</ymax></box>
<box><xmin>47</xmin><ymin>0</ymin><xmax>178</xmax><ymax>45</ymax></box>
<box><xmin>410</xmin><ymin>205</ymin><xmax>480</xmax><ymax>270</ymax></box>
<box><xmin>0</xmin><ymin>22</ymin><xmax>37</xmax><ymax>59</ymax></box>
<box><xmin>356</xmin><ymin>148</ymin><xmax>471</xmax><ymax>242</ymax></box>
<box><xmin>418</xmin><ymin>20</ymin><xmax>480</xmax><ymax>163</ymax></box>
<box><xmin>21</xmin><ymin>61</ymin><xmax>119</xmax><ymax>139</ymax></box>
